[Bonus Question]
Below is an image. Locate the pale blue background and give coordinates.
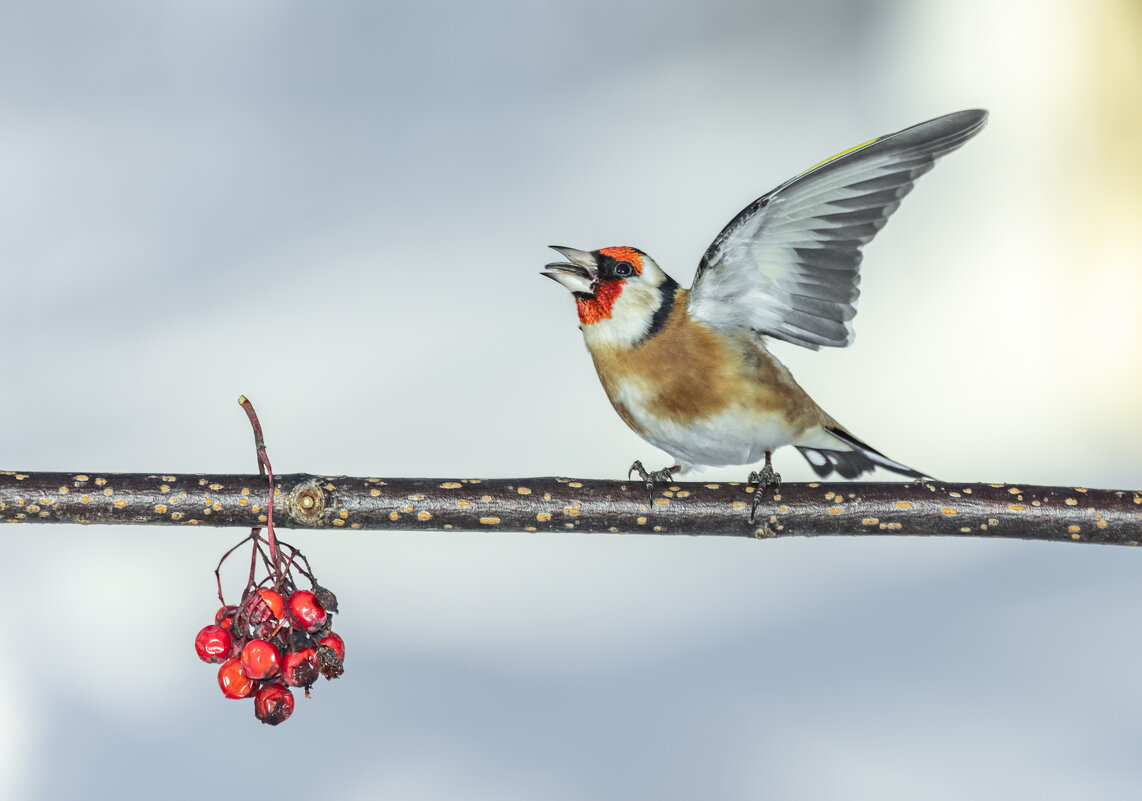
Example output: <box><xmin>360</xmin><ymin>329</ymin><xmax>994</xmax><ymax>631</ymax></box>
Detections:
<box><xmin>2</xmin><ymin>0</ymin><xmax>1141</xmax><ymax>799</ymax></box>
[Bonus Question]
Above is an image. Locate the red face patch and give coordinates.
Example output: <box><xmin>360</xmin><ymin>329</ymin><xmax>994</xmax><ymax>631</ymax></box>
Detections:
<box><xmin>576</xmin><ymin>280</ymin><xmax>623</xmax><ymax>325</ymax></box>
<box><xmin>597</xmin><ymin>246</ymin><xmax>644</xmax><ymax>275</ymax></box>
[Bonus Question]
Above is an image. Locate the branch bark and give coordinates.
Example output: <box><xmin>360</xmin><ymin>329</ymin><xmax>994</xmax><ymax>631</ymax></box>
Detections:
<box><xmin>2</xmin><ymin>470</ymin><xmax>1140</xmax><ymax>545</ymax></box>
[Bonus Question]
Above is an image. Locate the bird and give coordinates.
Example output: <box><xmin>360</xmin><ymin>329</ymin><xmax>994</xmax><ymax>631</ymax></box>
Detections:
<box><xmin>542</xmin><ymin>109</ymin><xmax>988</xmax><ymax>517</ymax></box>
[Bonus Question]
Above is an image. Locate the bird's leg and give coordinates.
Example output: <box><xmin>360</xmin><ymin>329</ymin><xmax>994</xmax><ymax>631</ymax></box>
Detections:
<box><xmin>747</xmin><ymin>451</ymin><xmax>782</xmax><ymax>523</ymax></box>
<box><xmin>628</xmin><ymin>460</ymin><xmax>681</xmax><ymax>505</ymax></box>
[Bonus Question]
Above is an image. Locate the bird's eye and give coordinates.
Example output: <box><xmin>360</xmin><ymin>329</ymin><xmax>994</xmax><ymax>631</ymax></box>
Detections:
<box><xmin>614</xmin><ymin>262</ymin><xmax>633</xmax><ymax>277</ymax></box>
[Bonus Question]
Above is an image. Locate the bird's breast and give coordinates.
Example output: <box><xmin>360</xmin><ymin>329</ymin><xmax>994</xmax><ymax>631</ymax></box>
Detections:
<box><xmin>586</xmin><ymin>293</ymin><xmax>820</xmax><ymax>439</ymax></box>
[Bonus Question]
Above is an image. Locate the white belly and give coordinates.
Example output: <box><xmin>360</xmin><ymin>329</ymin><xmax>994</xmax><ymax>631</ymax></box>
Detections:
<box><xmin>630</xmin><ymin>405</ymin><xmax>802</xmax><ymax>469</ymax></box>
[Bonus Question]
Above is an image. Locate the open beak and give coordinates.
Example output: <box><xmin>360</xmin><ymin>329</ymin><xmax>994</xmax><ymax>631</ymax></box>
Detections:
<box><xmin>542</xmin><ymin>246</ymin><xmax>598</xmax><ymax>295</ymax></box>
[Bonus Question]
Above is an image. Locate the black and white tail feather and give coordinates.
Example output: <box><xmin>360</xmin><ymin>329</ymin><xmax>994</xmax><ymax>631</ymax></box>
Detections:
<box><xmin>797</xmin><ymin>427</ymin><xmax>927</xmax><ymax>480</ymax></box>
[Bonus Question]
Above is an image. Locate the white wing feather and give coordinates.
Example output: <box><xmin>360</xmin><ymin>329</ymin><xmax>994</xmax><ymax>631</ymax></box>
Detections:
<box><xmin>688</xmin><ymin>109</ymin><xmax>988</xmax><ymax>349</ymax></box>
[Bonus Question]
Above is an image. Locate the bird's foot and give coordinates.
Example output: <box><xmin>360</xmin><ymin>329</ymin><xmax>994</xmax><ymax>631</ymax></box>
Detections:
<box><xmin>628</xmin><ymin>460</ymin><xmax>681</xmax><ymax>504</ymax></box>
<box><xmin>747</xmin><ymin>464</ymin><xmax>782</xmax><ymax>524</ymax></box>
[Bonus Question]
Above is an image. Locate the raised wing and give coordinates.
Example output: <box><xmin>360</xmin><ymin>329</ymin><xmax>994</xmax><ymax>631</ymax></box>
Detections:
<box><xmin>688</xmin><ymin>109</ymin><xmax>987</xmax><ymax>349</ymax></box>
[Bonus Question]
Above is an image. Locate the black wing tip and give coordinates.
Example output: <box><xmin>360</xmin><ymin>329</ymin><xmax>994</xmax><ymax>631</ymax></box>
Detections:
<box><xmin>888</xmin><ymin>108</ymin><xmax>989</xmax><ymax>154</ymax></box>
<box><xmin>939</xmin><ymin>108</ymin><xmax>989</xmax><ymax>126</ymax></box>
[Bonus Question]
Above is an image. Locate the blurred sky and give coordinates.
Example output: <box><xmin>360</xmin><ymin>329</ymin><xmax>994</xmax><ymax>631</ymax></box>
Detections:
<box><xmin>2</xmin><ymin>0</ymin><xmax>1141</xmax><ymax>799</ymax></box>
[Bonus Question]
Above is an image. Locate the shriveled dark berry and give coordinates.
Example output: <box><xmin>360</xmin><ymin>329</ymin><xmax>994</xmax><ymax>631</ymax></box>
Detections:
<box><xmin>254</xmin><ymin>683</ymin><xmax>295</xmax><ymax>725</ymax></box>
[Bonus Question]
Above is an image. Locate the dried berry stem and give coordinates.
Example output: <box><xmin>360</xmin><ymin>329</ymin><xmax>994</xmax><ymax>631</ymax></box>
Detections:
<box><xmin>238</xmin><ymin>396</ymin><xmax>282</xmax><ymax>577</ymax></box>
<box><xmin>215</xmin><ymin>532</ymin><xmax>255</xmax><ymax>606</ymax></box>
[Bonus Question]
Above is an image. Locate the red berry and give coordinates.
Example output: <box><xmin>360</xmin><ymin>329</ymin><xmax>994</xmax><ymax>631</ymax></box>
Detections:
<box><xmin>282</xmin><ymin>648</ymin><xmax>320</xmax><ymax>688</ymax></box>
<box><xmin>195</xmin><ymin>624</ymin><xmax>234</xmax><ymax>664</ymax></box>
<box><xmin>218</xmin><ymin>657</ymin><xmax>254</xmax><ymax>699</ymax></box>
<box><xmin>287</xmin><ymin>590</ymin><xmax>328</xmax><ymax>633</ymax></box>
<box><xmin>318</xmin><ymin>632</ymin><xmax>345</xmax><ymax>661</ymax></box>
<box><xmin>215</xmin><ymin>605</ymin><xmax>238</xmax><ymax>626</ymax></box>
<box><xmin>240</xmin><ymin>638</ymin><xmax>282</xmax><ymax>680</ymax></box>
<box><xmin>253</xmin><ymin>683</ymin><xmax>295</xmax><ymax>726</ymax></box>
<box><xmin>249</xmin><ymin>589</ymin><xmax>285</xmax><ymax>624</ymax></box>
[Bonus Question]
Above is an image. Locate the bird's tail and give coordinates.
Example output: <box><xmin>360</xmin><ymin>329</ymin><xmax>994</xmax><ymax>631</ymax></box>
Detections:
<box><xmin>796</xmin><ymin>426</ymin><xmax>927</xmax><ymax>480</ymax></box>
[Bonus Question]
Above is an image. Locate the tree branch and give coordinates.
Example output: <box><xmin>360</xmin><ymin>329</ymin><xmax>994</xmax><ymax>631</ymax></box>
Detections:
<box><xmin>2</xmin><ymin>470</ymin><xmax>1139</xmax><ymax>545</ymax></box>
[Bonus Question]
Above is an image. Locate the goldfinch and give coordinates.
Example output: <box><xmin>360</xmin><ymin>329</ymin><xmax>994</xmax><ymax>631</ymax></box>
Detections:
<box><xmin>543</xmin><ymin>109</ymin><xmax>987</xmax><ymax>509</ymax></box>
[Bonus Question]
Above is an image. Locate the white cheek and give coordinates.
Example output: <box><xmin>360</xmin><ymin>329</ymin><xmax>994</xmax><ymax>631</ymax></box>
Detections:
<box><xmin>580</xmin><ymin>286</ymin><xmax>658</xmax><ymax>348</ymax></box>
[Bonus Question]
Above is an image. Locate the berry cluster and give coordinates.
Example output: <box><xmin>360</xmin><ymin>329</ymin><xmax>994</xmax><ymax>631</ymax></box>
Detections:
<box><xmin>199</xmin><ymin>396</ymin><xmax>346</xmax><ymax>726</ymax></box>
<box><xmin>196</xmin><ymin>578</ymin><xmax>346</xmax><ymax>725</ymax></box>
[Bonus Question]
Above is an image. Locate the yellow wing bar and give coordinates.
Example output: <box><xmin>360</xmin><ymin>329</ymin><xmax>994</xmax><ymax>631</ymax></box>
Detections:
<box><xmin>799</xmin><ymin>137</ymin><xmax>878</xmax><ymax>175</ymax></box>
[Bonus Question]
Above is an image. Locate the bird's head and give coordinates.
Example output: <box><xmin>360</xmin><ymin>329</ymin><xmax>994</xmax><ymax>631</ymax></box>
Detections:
<box><xmin>542</xmin><ymin>246</ymin><xmax>672</xmax><ymax>337</ymax></box>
